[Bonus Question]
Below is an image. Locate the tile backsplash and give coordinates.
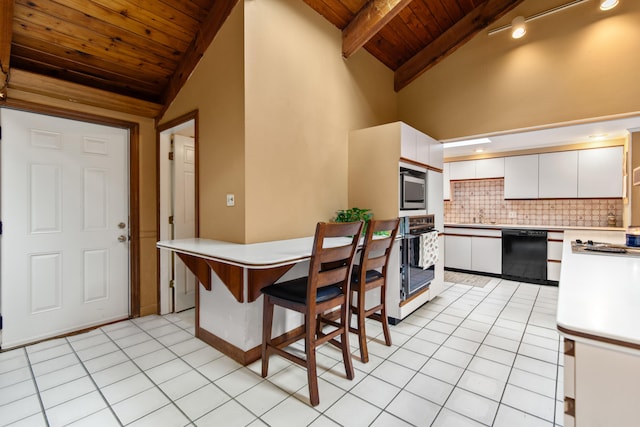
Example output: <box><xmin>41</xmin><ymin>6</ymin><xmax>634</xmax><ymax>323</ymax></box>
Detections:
<box><xmin>444</xmin><ymin>178</ymin><xmax>623</xmax><ymax>227</ymax></box>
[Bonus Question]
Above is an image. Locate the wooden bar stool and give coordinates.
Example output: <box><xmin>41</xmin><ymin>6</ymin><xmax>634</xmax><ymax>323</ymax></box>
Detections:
<box><xmin>260</xmin><ymin>221</ymin><xmax>363</xmax><ymax>406</ymax></box>
<box><xmin>349</xmin><ymin>218</ymin><xmax>400</xmax><ymax>363</ymax></box>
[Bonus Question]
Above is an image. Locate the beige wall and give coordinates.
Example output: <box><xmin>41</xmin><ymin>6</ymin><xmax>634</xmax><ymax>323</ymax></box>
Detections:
<box><xmin>160</xmin><ymin>2</ymin><xmax>246</xmax><ymax>243</ymax></box>
<box><xmin>243</xmin><ymin>0</ymin><xmax>396</xmax><ymax>242</ymax></box>
<box><xmin>6</xmin><ymin>89</ymin><xmax>158</xmax><ymax>315</ymax></box>
<box><xmin>161</xmin><ymin>0</ymin><xmax>397</xmax><ymax>243</ymax></box>
<box><xmin>398</xmin><ymin>0</ymin><xmax>640</xmax><ymax>140</ymax></box>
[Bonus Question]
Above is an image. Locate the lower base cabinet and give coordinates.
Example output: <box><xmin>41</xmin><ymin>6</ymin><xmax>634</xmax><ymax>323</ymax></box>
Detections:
<box><xmin>444</xmin><ymin>232</ymin><xmax>501</xmax><ymax>275</ymax></box>
<box><xmin>563</xmin><ymin>337</ymin><xmax>640</xmax><ymax>426</ymax></box>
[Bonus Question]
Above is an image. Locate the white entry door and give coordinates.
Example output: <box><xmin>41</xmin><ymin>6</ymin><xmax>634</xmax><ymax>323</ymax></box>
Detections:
<box><xmin>173</xmin><ymin>135</ymin><xmax>196</xmax><ymax>312</ymax></box>
<box><xmin>0</xmin><ymin>109</ymin><xmax>129</xmax><ymax>348</ymax></box>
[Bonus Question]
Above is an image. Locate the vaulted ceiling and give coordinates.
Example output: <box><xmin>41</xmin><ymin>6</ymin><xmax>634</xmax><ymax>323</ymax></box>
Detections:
<box><xmin>0</xmin><ymin>0</ymin><xmax>523</xmax><ymax>119</ymax></box>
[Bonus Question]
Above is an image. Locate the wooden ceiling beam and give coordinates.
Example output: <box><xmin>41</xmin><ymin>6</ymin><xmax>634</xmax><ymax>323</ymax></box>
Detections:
<box><xmin>158</xmin><ymin>0</ymin><xmax>239</xmax><ymax>120</ymax></box>
<box><xmin>8</xmin><ymin>69</ymin><xmax>162</xmax><ymax>117</ymax></box>
<box><xmin>342</xmin><ymin>0</ymin><xmax>413</xmax><ymax>58</ymax></box>
<box><xmin>0</xmin><ymin>0</ymin><xmax>13</xmax><ymax>99</ymax></box>
<box><xmin>394</xmin><ymin>0</ymin><xmax>525</xmax><ymax>91</ymax></box>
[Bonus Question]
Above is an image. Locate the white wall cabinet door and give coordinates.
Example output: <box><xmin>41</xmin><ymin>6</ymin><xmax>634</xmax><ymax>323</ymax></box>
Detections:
<box><xmin>428</xmin><ymin>170</ymin><xmax>444</xmax><ymax>231</ymax></box>
<box><xmin>578</xmin><ymin>146</ymin><xmax>623</xmax><ymax>198</ymax></box>
<box><xmin>471</xmin><ymin>236</ymin><xmax>502</xmax><ymax>274</ymax></box>
<box><xmin>429</xmin><ymin>139</ymin><xmax>444</xmax><ymax>169</ymax></box>
<box><xmin>416</xmin><ymin>132</ymin><xmax>430</xmax><ymax>165</ymax></box>
<box><xmin>475</xmin><ymin>158</ymin><xmax>505</xmax><ymax>179</ymax></box>
<box><xmin>400</xmin><ymin>123</ymin><xmax>417</xmax><ymax>160</ymax></box>
<box><xmin>444</xmin><ymin>235</ymin><xmax>472</xmax><ymax>270</ymax></box>
<box><xmin>443</xmin><ymin>163</ymin><xmax>451</xmax><ymax>200</ymax></box>
<box><xmin>539</xmin><ymin>151</ymin><xmax>578</xmax><ymax>198</ymax></box>
<box><xmin>450</xmin><ymin>160</ymin><xmax>476</xmax><ymax>180</ymax></box>
<box><xmin>505</xmin><ymin>155</ymin><xmax>539</xmax><ymax>199</ymax></box>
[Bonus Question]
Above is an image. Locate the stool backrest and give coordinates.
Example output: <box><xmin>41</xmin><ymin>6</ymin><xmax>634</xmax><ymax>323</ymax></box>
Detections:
<box><xmin>307</xmin><ymin>221</ymin><xmax>363</xmax><ymax>303</ymax></box>
<box><xmin>358</xmin><ymin>218</ymin><xmax>400</xmax><ymax>282</ymax></box>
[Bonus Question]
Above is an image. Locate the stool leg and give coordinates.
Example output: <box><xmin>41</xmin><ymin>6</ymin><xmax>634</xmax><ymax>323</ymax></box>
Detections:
<box><xmin>306</xmin><ymin>314</ymin><xmax>320</xmax><ymax>406</ymax></box>
<box><xmin>356</xmin><ymin>290</ymin><xmax>369</xmax><ymax>363</ymax></box>
<box><xmin>380</xmin><ymin>287</ymin><xmax>392</xmax><ymax>347</ymax></box>
<box><xmin>340</xmin><ymin>302</ymin><xmax>355</xmax><ymax>380</ymax></box>
<box><xmin>261</xmin><ymin>296</ymin><xmax>274</xmax><ymax>378</ymax></box>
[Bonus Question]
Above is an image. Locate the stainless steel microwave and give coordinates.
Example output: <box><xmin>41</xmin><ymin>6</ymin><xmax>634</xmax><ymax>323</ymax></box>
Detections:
<box><xmin>400</xmin><ymin>169</ymin><xmax>426</xmax><ymax>210</ymax></box>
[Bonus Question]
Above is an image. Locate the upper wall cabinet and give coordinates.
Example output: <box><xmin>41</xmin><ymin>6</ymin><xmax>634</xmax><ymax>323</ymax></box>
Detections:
<box><xmin>443</xmin><ymin>163</ymin><xmax>451</xmax><ymax>200</ymax></box>
<box><xmin>400</xmin><ymin>123</ymin><xmax>442</xmax><ymax>168</ymax></box>
<box><xmin>539</xmin><ymin>151</ymin><xmax>578</xmax><ymax>198</ymax></box>
<box><xmin>578</xmin><ymin>146</ymin><xmax>624</xmax><ymax>198</ymax></box>
<box><xmin>504</xmin><ymin>154</ymin><xmax>539</xmax><ymax>199</ymax></box>
<box><xmin>449</xmin><ymin>158</ymin><xmax>504</xmax><ymax>180</ymax></box>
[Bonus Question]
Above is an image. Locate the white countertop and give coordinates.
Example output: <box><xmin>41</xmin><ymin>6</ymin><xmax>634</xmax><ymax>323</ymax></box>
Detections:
<box><xmin>445</xmin><ymin>223</ymin><xmax>623</xmax><ymax>232</ymax></box>
<box><xmin>557</xmin><ymin>230</ymin><xmax>640</xmax><ymax>348</ymax></box>
<box><xmin>157</xmin><ymin>236</ymin><xmax>358</xmax><ymax>269</ymax></box>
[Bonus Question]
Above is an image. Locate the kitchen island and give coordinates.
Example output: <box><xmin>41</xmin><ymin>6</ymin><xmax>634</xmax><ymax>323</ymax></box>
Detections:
<box><xmin>157</xmin><ymin>236</ymin><xmax>330</xmax><ymax>365</ymax></box>
<box><xmin>556</xmin><ymin>230</ymin><xmax>640</xmax><ymax>427</ymax></box>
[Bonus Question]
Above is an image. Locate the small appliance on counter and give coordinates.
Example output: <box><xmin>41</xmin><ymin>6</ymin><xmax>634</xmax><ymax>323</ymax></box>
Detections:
<box><xmin>571</xmin><ymin>238</ymin><xmax>640</xmax><ymax>257</ymax></box>
<box><xmin>626</xmin><ymin>226</ymin><xmax>640</xmax><ymax>247</ymax></box>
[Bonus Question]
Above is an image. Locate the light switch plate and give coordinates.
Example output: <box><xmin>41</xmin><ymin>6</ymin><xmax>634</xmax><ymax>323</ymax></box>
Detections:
<box><xmin>226</xmin><ymin>194</ymin><xmax>235</xmax><ymax>206</ymax></box>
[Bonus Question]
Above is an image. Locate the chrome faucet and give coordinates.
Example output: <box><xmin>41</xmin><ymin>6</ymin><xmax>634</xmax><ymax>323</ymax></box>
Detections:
<box><xmin>478</xmin><ymin>208</ymin><xmax>485</xmax><ymax>224</ymax></box>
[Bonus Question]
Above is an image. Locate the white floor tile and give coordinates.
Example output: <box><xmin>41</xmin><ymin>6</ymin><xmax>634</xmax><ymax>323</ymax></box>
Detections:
<box><xmin>181</xmin><ymin>345</ymin><xmax>224</xmax><ymax>368</ymax></box>
<box><xmin>405</xmin><ymin>372</ymin><xmax>454</xmax><ymax>405</ymax></box>
<box><xmin>40</xmin><ymin>376</ymin><xmax>97</xmax><ymax>408</ymax></box>
<box><xmin>111</xmin><ymin>386</ymin><xmax>170</xmax><ymax>425</ymax></box>
<box><xmin>31</xmin><ymin>353</ymin><xmax>78</xmax><ymax>377</ymax></box>
<box><xmin>518</xmin><ymin>343</ymin><xmax>559</xmax><ymax>364</ymax></box>
<box><xmin>123</xmin><ymin>340</ymin><xmax>164</xmax><ymax>359</ymax></box>
<box><xmin>501</xmin><ymin>384</ymin><xmax>556</xmax><ymax>422</ymax></box>
<box><xmin>75</xmin><ymin>341</ymin><xmax>120</xmax><ymax>362</ymax></box>
<box><xmin>444</xmin><ymin>387</ymin><xmax>499</xmax><ymax>426</ymax></box>
<box><xmin>420</xmin><ymin>358</ymin><xmax>465</xmax><ymax>385</ymax></box>
<box><xmin>101</xmin><ymin>373</ymin><xmax>155</xmax><ymax>405</ymax></box>
<box><xmin>467</xmin><ymin>356</ymin><xmax>512</xmax><ymax>383</ymax></box>
<box><xmin>325</xmin><ymin>392</ymin><xmax>383</xmax><ymax>427</ymax></box>
<box><xmin>476</xmin><ymin>344</ymin><xmax>517</xmax><ymax>367</ymax></box>
<box><xmin>82</xmin><ymin>350</ymin><xmax>129</xmax><ymax>374</ymax></box>
<box><xmin>387</xmin><ymin>347</ymin><xmax>429</xmax><ymax>371</ymax></box>
<box><xmin>34</xmin><ymin>365</ymin><xmax>87</xmax><ymax>391</ymax></box>
<box><xmin>91</xmin><ymin>361</ymin><xmax>140</xmax><ymax>388</ymax></box>
<box><xmin>452</xmin><ymin>326</ymin><xmax>488</xmax><ymax>343</ymax></box>
<box><xmin>145</xmin><ymin>358</ymin><xmax>193</xmax><ymax>385</ymax></box>
<box><xmin>168</xmin><ymin>337</ymin><xmax>209</xmax><ymax>357</ymax></box>
<box><xmin>433</xmin><ymin>345</ymin><xmax>473</xmax><ymax>368</ymax></box>
<box><xmin>128</xmin><ymin>404</ymin><xmax>190</xmax><ymax>427</ymax></box>
<box><xmin>197</xmin><ymin>356</ymin><xmax>241</xmax><ymax>382</ymax></box>
<box><xmin>401</xmin><ymin>336</ymin><xmax>439</xmax><ymax>357</ymax></box>
<box><xmin>27</xmin><ymin>343</ymin><xmax>72</xmax><ymax>364</ymax></box>
<box><xmin>484</xmin><ymin>334</ymin><xmax>521</xmax><ymax>353</ymax></box>
<box><xmin>350</xmin><ymin>374</ymin><xmax>401</xmax><ymax>409</ymax></box>
<box><xmin>370</xmin><ymin>360</ymin><xmax>415</xmax><ymax>388</ymax></box>
<box><xmin>261</xmin><ymin>395</ymin><xmax>320</xmax><ymax>426</ymax></box>
<box><xmin>386</xmin><ymin>389</ymin><xmax>440</xmax><ymax>427</ymax></box>
<box><xmin>195</xmin><ymin>399</ymin><xmax>256</xmax><ymax>427</ymax></box>
<box><xmin>213</xmin><ymin>367</ymin><xmax>263</xmax><ymax>397</ymax></box>
<box><xmin>134</xmin><ymin>348</ymin><xmax>176</xmax><ymax>371</ymax></box>
<box><xmin>236</xmin><ymin>380</ymin><xmax>289</xmax><ymax>416</ymax></box>
<box><xmin>444</xmin><ymin>335</ymin><xmax>482</xmax><ymax>354</ymax></box>
<box><xmin>508</xmin><ymin>368</ymin><xmax>557</xmax><ymax>399</ymax></box>
<box><xmin>493</xmin><ymin>404</ymin><xmax>554</xmax><ymax>427</ymax></box>
<box><xmin>158</xmin><ymin>370</ymin><xmax>209</xmax><ymax>401</ymax></box>
<box><xmin>0</xmin><ymin>379</ymin><xmax>36</xmax><ymax>406</ymax></box>
<box><xmin>369</xmin><ymin>411</ymin><xmax>413</xmax><ymax>427</ymax></box>
<box><xmin>514</xmin><ymin>354</ymin><xmax>558</xmax><ymax>380</ymax></box>
<box><xmin>0</xmin><ymin>394</ymin><xmax>42</xmax><ymax>426</ymax></box>
<box><xmin>45</xmin><ymin>391</ymin><xmax>107</xmax><ymax>427</ymax></box>
<box><xmin>0</xmin><ymin>351</ymin><xmax>28</xmax><ymax>375</ymax></box>
<box><xmin>65</xmin><ymin>408</ymin><xmax>121</xmax><ymax>427</ymax></box>
<box><xmin>432</xmin><ymin>408</ymin><xmax>486</xmax><ymax>427</ymax></box>
<box><xmin>0</xmin><ymin>367</ymin><xmax>32</xmax><ymax>389</ymax></box>
<box><xmin>457</xmin><ymin>370</ymin><xmax>506</xmax><ymax>402</ymax></box>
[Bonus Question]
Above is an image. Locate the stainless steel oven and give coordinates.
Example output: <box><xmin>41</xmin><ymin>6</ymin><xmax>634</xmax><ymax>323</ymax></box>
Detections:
<box><xmin>400</xmin><ymin>215</ymin><xmax>436</xmax><ymax>300</ymax></box>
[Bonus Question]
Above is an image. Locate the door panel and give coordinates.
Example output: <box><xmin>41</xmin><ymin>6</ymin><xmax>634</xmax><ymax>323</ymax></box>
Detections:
<box><xmin>1</xmin><ymin>108</ymin><xmax>129</xmax><ymax>348</ymax></box>
<box><xmin>173</xmin><ymin>135</ymin><xmax>196</xmax><ymax>312</ymax></box>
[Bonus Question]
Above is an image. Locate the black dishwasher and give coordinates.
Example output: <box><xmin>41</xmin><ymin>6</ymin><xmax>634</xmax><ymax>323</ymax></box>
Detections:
<box><xmin>502</xmin><ymin>229</ymin><xmax>548</xmax><ymax>284</ymax></box>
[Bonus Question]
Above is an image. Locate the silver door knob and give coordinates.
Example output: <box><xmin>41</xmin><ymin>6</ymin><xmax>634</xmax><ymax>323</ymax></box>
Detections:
<box><xmin>118</xmin><ymin>235</ymin><xmax>127</xmax><ymax>242</ymax></box>
<box><xmin>118</xmin><ymin>222</ymin><xmax>126</xmax><ymax>229</ymax></box>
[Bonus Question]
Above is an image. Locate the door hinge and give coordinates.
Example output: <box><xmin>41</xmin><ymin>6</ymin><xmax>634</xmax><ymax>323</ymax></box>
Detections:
<box><xmin>168</xmin><ymin>216</ymin><xmax>174</xmax><ymax>225</ymax></box>
<box><xmin>168</xmin><ymin>151</ymin><xmax>174</xmax><ymax>160</ymax></box>
<box><xmin>0</xmin><ymin>221</ymin><xmax>2</xmax><ymax>235</ymax></box>
<box><xmin>169</xmin><ymin>280</ymin><xmax>175</xmax><ymax>289</ymax></box>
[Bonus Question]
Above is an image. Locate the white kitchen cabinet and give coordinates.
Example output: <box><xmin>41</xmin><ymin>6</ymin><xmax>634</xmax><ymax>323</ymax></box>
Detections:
<box><xmin>547</xmin><ymin>231</ymin><xmax>564</xmax><ymax>282</ymax></box>
<box><xmin>444</xmin><ymin>235</ymin><xmax>472</xmax><ymax>270</ymax></box>
<box><xmin>475</xmin><ymin>158</ymin><xmax>505</xmax><ymax>179</ymax></box>
<box><xmin>416</xmin><ymin>132</ymin><xmax>431</xmax><ymax>165</ymax></box>
<box><xmin>578</xmin><ymin>146</ymin><xmax>624</xmax><ymax>198</ymax></box>
<box><xmin>443</xmin><ymin>163</ymin><xmax>451</xmax><ymax>200</ymax></box>
<box><xmin>471</xmin><ymin>236</ymin><xmax>502</xmax><ymax>274</ymax></box>
<box><xmin>400</xmin><ymin>123</ymin><xmax>417</xmax><ymax>160</ymax></box>
<box><xmin>429</xmin><ymin>139</ymin><xmax>444</xmax><ymax>169</ymax></box>
<box><xmin>539</xmin><ymin>151</ymin><xmax>578</xmax><ymax>198</ymax></box>
<box><xmin>449</xmin><ymin>160</ymin><xmax>476</xmax><ymax>180</ymax></box>
<box><xmin>504</xmin><ymin>154</ymin><xmax>539</xmax><ymax>199</ymax></box>
<box><xmin>428</xmin><ymin>170</ymin><xmax>444</xmax><ymax>231</ymax></box>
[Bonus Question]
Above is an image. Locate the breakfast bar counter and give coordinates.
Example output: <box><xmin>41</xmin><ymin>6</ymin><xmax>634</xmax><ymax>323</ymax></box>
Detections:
<box><xmin>157</xmin><ymin>237</ymin><xmax>325</xmax><ymax>364</ymax></box>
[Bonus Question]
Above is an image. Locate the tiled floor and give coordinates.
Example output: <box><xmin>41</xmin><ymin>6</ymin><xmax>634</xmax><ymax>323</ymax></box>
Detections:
<box><xmin>0</xmin><ymin>276</ymin><xmax>563</xmax><ymax>426</ymax></box>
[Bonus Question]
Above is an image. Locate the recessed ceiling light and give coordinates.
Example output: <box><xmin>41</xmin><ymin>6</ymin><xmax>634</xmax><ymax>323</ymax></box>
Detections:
<box><xmin>600</xmin><ymin>0</ymin><xmax>619</xmax><ymax>11</ymax></box>
<box><xmin>442</xmin><ymin>137</ymin><xmax>491</xmax><ymax>149</ymax></box>
<box><xmin>475</xmin><ymin>148</ymin><xmax>485</xmax><ymax>153</ymax></box>
<box><xmin>589</xmin><ymin>134</ymin><xmax>608</xmax><ymax>141</ymax></box>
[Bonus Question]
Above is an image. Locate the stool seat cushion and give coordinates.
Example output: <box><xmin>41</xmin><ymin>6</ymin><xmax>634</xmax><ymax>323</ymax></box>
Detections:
<box><xmin>351</xmin><ymin>265</ymin><xmax>383</xmax><ymax>285</ymax></box>
<box><xmin>262</xmin><ymin>277</ymin><xmax>342</xmax><ymax>304</ymax></box>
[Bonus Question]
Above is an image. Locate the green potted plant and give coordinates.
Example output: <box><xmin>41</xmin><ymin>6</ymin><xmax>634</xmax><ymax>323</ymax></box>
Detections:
<box><xmin>332</xmin><ymin>207</ymin><xmax>393</xmax><ymax>236</ymax></box>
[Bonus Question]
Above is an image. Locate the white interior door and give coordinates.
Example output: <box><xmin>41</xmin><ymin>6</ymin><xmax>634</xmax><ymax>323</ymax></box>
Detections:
<box><xmin>172</xmin><ymin>135</ymin><xmax>196</xmax><ymax>312</ymax></box>
<box><xmin>0</xmin><ymin>109</ymin><xmax>129</xmax><ymax>348</ymax></box>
